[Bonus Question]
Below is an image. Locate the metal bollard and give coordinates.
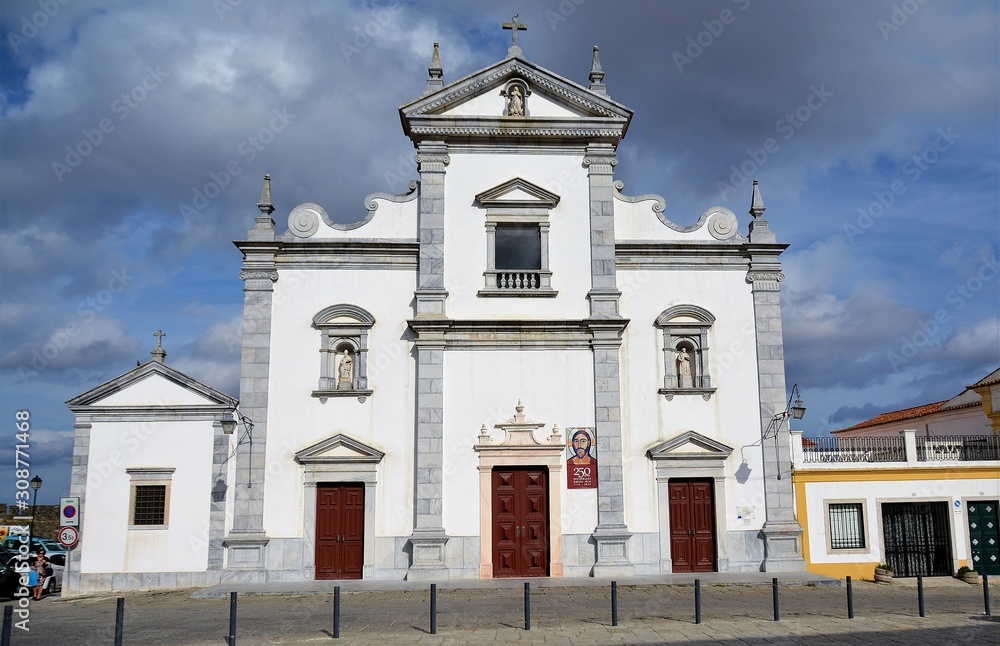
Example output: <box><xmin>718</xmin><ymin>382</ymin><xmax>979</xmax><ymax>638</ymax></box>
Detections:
<box><xmin>772</xmin><ymin>577</ymin><xmax>780</xmax><ymax>621</ymax></box>
<box><xmin>695</xmin><ymin>579</ymin><xmax>701</xmax><ymax>625</ymax></box>
<box><xmin>524</xmin><ymin>582</ymin><xmax>531</xmax><ymax>630</ymax></box>
<box><xmin>430</xmin><ymin>583</ymin><xmax>437</xmax><ymax>635</ymax></box>
<box><xmin>229</xmin><ymin>591</ymin><xmax>238</xmax><ymax>646</ymax></box>
<box><xmin>917</xmin><ymin>576</ymin><xmax>925</xmax><ymax>617</ymax></box>
<box><xmin>114</xmin><ymin>597</ymin><xmax>125</xmax><ymax>646</ymax></box>
<box><xmin>611</xmin><ymin>580</ymin><xmax>618</xmax><ymax>627</ymax></box>
<box><xmin>846</xmin><ymin>576</ymin><xmax>854</xmax><ymax>619</ymax></box>
<box><xmin>2</xmin><ymin>605</ymin><xmax>12</xmax><ymax>646</ymax></box>
<box><xmin>985</xmin><ymin>574</ymin><xmax>991</xmax><ymax>616</ymax></box>
<box><xmin>333</xmin><ymin>586</ymin><xmax>341</xmax><ymax>638</ymax></box>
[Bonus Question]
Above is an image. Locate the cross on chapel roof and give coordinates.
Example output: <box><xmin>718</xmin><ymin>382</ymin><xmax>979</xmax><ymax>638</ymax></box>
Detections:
<box><xmin>151</xmin><ymin>329</ymin><xmax>167</xmax><ymax>363</ymax></box>
<box><xmin>502</xmin><ymin>14</ymin><xmax>527</xmax><ymax>58</ymax></box>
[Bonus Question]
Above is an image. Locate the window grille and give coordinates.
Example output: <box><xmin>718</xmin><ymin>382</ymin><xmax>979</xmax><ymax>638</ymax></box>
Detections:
<box><xmin>133</xmin><ymin>484</ymin><xmax>166</xmax><ymax>525</ymax></box>
<box><xmin>829</xmin><ymin>502</ymin><xmax>865</xmax><ymax>549</ymax></box>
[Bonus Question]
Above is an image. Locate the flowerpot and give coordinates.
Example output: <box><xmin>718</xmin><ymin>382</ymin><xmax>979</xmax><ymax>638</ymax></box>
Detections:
<box><xmin>874</xmin><ymin>567</ymin><xmax>893</xmax><ymax>583</ymax></box>
<box><xmin>960</xmin><ymin>572</ymin><xmax>980</xmax><ymax>584</ymax></box>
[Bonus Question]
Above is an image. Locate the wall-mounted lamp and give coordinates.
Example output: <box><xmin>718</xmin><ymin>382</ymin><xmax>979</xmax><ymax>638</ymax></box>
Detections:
<box><xmin>762</xmin><ymin>383</ymin><xmax>806</xmax><ymax>480</ymax></box>
<box><xmin>221</xmin><ymin>410</ymin><xmax>255</xmax><ymax>486</ymax></box>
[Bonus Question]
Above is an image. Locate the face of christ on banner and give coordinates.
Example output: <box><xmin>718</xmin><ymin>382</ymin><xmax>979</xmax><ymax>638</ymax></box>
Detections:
<box><xmin>566</xmin><ymin>427</ymin><xmax>597</xmax><ymax>489</ymax></box>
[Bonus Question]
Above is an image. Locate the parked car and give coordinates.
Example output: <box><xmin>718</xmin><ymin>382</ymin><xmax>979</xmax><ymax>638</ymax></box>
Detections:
<box><xmin>0</xmin><ymin>555</ymin><xmax>63</xmax><ymax>598</ymax></box>
<box><xmin>0</xmin><ymin>536</ymin><xmax>67</xmax><ymax>559</ymax></box>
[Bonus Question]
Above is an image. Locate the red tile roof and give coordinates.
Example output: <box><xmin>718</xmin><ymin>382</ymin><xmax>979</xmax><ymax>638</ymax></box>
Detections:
<box><xmin>833</xmin><ymin>401</ymin><xmax>946</xmax><ymax>433</ymax></box>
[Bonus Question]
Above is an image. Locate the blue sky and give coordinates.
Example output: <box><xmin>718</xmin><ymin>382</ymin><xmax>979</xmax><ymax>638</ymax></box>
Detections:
<box><xmin>1</xmin><ymin>0</ymin><xmax>997</xmax><ymax>504</ymax></box>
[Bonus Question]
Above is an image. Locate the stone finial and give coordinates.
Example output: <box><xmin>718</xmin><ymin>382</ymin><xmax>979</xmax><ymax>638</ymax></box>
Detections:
<box><xmin>249</xmin><ymin>174</ymin><xmax>276</xmax><ymax>241</ymax></box>
<box><xmin>257</xmin><ymin>174</ymin><xmax>274</xmax><ymax>216</ymax></box>
<box><xmin>424</xmin><ymin>42</ymin><xmax>444</xmax><ymax>95</ymax></box>
<box><xmin>478</xmin><ymin>424</ymin><xmax>492</xmax><ymax>445</ymax></box>
<box><xmin>747</xmin><ymin>179</ymin><xmax>775</xmax><ymax>243</ymax></box>
<box><xmin>589</xmin><ymin>45</ymin><xmax>607</xmax><ymax>96</ymax></box>
<box><xmin>550</xmin><ymin>423</ymin><xmax>562</xmax><ymax>445</ymax></box>
<box><xmin>151</xmin><ymin>329</ymin><xmax>167</xmax><ymax>363</ymax></box>
<box><xmin>750</xmin><ymin>179</ymin><xmax>766</xmax><ymax>219</ymax></box>
<box><xmin>502</xmin><ymin>14</ymin><xmax>527</xmax><ymax>58</ymax></box>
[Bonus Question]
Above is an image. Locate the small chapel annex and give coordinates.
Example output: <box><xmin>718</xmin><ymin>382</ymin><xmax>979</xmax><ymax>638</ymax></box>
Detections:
<box><xmin>64</xmin><ymin>23</ymin><xmax>805</xmax><ymax>593</ymax></box>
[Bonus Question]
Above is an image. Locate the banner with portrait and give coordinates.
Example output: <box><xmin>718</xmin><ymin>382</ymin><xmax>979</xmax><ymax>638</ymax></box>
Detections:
<box><xmin>565</xmin><ymin>427</ymin><xmax>597</xmax><ymax>489</ymax></box>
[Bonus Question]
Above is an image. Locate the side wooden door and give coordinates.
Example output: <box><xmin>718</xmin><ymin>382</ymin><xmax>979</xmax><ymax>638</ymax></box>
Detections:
<box><xmin>315</xmin><ymin>484</ymin><xmax>365</xmax><ymax>579</ymax></box>
<box><xmin>492</xmin><ymin>467</ymin><xmax>549</xmax><ymax>577</ymax></box>
<box><xmin>668</xmin><ymin>479</ymin><xmax>716</xmax><ymax>573</ymax></box>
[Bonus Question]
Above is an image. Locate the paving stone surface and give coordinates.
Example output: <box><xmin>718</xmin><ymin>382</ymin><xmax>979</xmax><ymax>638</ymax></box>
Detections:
<box><xmin>5</xmin><ymin>578</ymin><xmax>997</xmax><ymax>644</ymax></box>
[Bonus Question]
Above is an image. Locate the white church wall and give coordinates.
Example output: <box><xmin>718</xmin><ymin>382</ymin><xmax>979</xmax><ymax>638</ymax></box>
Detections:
<box><xmin>96</xmin><ymin>374</ymin><xmax>213</xmax><ymax>406</ymax></box>
<box><xmin>281</xmin><ymin>195</ymin><xmax>419</xmax><ymax>240</ymax></box>
<box><xmin>443</xmin><ymin>152</ymin><xmax>593</xmax><ymax>320</ymax></box>
<box><xmin>614</xmin><ymin>197</ymin><xmax>735</xmax><ymax>242</ymax></box>
<box><xmin>263</xmin><ymin>268</ymin><xmax>416</xmax><ymax>539</ymax></box>
<box><xmin>81</xmin><ymin>420</ymin><xmax>214</xmax><ymax>574</ymax></box>
<box><xmin>441</xmin><ymin>349</ymin><xmax>597</xmax><ymax>537</ymax></box>
<box><xmin>618</xmin><ymin>268</ymin><xmax>765</xmax><ymax>533</ymax></box>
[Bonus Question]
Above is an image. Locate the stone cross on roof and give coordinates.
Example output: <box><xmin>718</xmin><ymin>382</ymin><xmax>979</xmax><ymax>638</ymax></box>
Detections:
<box><xmin>503</xmin><ymin>14</ymin><xmax>526</xmax><ymax>57</ymax></box>
<box><xmin>151</xmin><ymin>329</ymin><xmax>167</xmax><ymax>363</ymax></box>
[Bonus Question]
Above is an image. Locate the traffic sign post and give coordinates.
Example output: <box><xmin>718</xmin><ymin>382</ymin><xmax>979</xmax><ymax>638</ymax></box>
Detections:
<box><xmin>58</xmin><ymin>526</ymin><xmax>79</xmax><ymax>548</ymax></box>
<box><xmin>60</xmin><ymin>497</ymin><xmax>79</xmax><ymax>527</ymax></box>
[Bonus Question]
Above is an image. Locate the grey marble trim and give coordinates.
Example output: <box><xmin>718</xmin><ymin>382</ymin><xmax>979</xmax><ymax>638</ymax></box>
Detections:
<box><xmin>64</xmin><ymin>406</ymin><xmax>235</xmax><ymax>422</ymax></box>
<box><xmin>208</xmin><ymin>420</ymin><xmax>229</xmax><ymax>570</ymax></box>
<box><xmin>400</xmin><ymin>58</ymin><xmax>632</xmax><ymax>120</ymax></box>
<box><xmin>64</xmin><ymin>420</ymin><xmax>91</xmax><ymax>595</ymax></box>
<box><xmin>408</xmin><ymin>319</ymin><xmax>611</xmax><ymax>349</ymax></box>
<box><xmin>748</xmin><ymin>244</ymin><xmax>805</xmax><ymax>571</ymax></box>
<box><xmin>66</xmin><ymin>361</ymin><xmax>237</xmax><ymax>408</ymax></box>
<box><xmin>411</xmin><ymin>141</ymin><xmax>449</xmax><ymax>574</ymax></box>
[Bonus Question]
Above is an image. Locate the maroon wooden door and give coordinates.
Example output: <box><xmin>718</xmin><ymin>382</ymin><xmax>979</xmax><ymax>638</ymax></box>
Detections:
<box><xmin>315</xmin><ymin>484</ymin><xmax>365</xmax><ymax>579</ymax></box>
<box><xmin>668</xmin><ymin>479</ymin><xmax>715</xmax><ymax>573</ymax></box>
<box><xmin>492</xmin><ymin>467</ymin><xmax>549</xmax><ymax>577</ymax></box>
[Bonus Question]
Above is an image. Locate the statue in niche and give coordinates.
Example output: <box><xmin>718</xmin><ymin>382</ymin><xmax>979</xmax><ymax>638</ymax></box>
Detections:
<box><xmin>677</xmin><ymin>348</ymin><xmax>693</xmax><ymax>388</ymax></box>
<box><xmin>507</xmin><ymin>85</ymin><xmax>524</xmax><ymax>116</ymax></box>
<box><xmin>337</xmin><ymin>349</ymin><xmax>354</xmax><ymax>389</ymax></box>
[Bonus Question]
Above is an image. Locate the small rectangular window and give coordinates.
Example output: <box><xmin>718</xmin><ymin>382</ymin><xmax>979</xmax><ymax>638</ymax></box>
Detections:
<box><xmin>126</xmin><ymin>467</ymin><xmax>173</xmax><ymax>529</ymax></box>
<box><xmin>828</xmin><ymin>502</ymin><xmax>865</xmax><ymax>549</ymax></box>
<box><xmin>132</xmin><ymin>485</ymin><xmax>166</xmax><ymax>525</ymax></box>
<box><xmin>495</xmin><ymin>224</ymin><xmax>541</xmax><ymax>270</ymax></box>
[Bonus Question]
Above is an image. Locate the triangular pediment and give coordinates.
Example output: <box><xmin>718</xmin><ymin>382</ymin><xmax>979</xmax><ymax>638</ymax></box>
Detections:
<box><xmin>295</xmin><ymin>433</ymin><xmax>385</xmax><ymax>464</ymax></box>
<box><xmin>399</xmin><ymin>56</ymin><xmax>632</xmax><ymax>144</ymax></box>
<box><xmin>475</xmin><ymin>178</ymin><xmax>560</xmax><ymax>209</ymax></box>
<box><xmin>647</xmin><ymin>431</ymin><xmax>733</xmax><ymax>461</ymax></box>
<box><xmin>66</xmin><ymin>361</ymin><xmax>236</xmax><ymax>409</ymax></box>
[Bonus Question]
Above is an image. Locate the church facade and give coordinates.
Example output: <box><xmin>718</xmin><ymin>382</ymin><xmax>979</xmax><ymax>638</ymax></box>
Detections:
<box><xmin>65</xmin><ymin>31</ymin><xmax>805</xmax><ymax>592</ymax></box>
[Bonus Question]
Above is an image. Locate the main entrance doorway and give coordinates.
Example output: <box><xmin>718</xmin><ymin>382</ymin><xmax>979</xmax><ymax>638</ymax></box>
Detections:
<box><xmin>668</xmin><ymin>479</ymin><xmax>716</xmax><ymax>572</ymax></box>
<box><xmin>492</xmin><ymin>467</ymin><xmax>550</xmax><ymax>577</ymax></box>
<box><xmin>881</xmin><ymin>501</ymin><xmax>952</xmax><ymax>577</ymax></box>
<box><xmin>315</xmin><ymin>484</ymin><xmax>365</xmax><ymax>579</ymax></box>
